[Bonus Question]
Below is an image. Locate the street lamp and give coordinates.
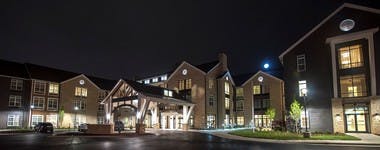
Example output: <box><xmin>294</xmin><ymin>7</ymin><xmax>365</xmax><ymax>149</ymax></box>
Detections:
<box><xmin>29</xmin><ymin>105</ymin><xmax>34</xmax><ymax>128</ymax></box>
<box><xmin>301</xmin><ymin>88</ymin><xmax>310</xmax><ymax>138</ymax></box>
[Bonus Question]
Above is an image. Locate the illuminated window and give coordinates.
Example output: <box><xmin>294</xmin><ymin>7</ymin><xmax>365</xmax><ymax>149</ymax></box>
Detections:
<box><xmin>10</xmin><ymin>79</ymin><xmax>23</xmax><ymax>91</ymax></box>
<box><xmin>298</xmin><ymin>80</ymin><xmax>307</xmax><ymax>96</ymax></box>
<box><xmin>152</xmin><ymin>78</ymin><xmax>158</xmax><ymax>82</ymax></box>
<box><xmin>46</xmin><ymin>115</ymin><xmax>57</xmax><ymax>127</ymax></box>
<box><xmin>34</xmin><ymin>80</ymin><xmax>46</xmax><ymax>93</ymax></box>
<box><xmin>254</xmin><ymin>115</ymin><xmax>271</xmax><ymax>128</ymax></box>
<box><xmin>49</xmin><ymin>83</ymin><xmax>59</xmax><ymax>94</ymax></box>
<box><xmin>32</xmin><ymin>96</ymin><xmax>45</xmax><ymax>109</ymax></box>
<box><xmin>7</xmin><ymin>115</ymin><xmax>20</xmax><ymax>127</ymax></box>
<box><xmin>32</xmin><ymin>115</ymin><xmax>43</xmax><ymax>126</ymax></box>
<box><xmin>161</xmin><ymin>75</ymin><xmax>167</xmax><ymax>81</ymax></box>
<box><xmin>207</xmin><ymin>115</ymin><xmax>216</xmax><ymax>128</ymax></box>
<box><xmin>144</xmin><ymin>80</ymin><xmax>150</xmax><ymax>84</ymax></box>
<box><xmin>9</xmin><ymin>95</ymin><xmax>22</xmax><ymax>107</ymax></box>
<box><xmin>338</xmin><ymin>44</ymin><xmax>363</xmax><ymax>69</ymax></box>
<box><xmin>178</xmin><ymin>79</ymin><xmax>191</xmax><ymax>90</ymax></box>
<box><xmin>75</xmin><ymin>87</ymin><xmax>87</xmax><ymax>97</ymax></box>
<box><xmin>340</xmin><ymin>74</ymin><xmax>367</xmax><ymax>97</ymax></box>
<box><xmin>224</xmin><ymin>82</ymin><xmax>230</xmax><ymax>95</ymax></box>
<box><xmin>164</xmin><ymin>90</ymin><xmax>173</xmax><ymax>97</ymax></box>
<box><xmin>253</xmin><ymin>85</ymin><xmax>261</xmax><ymax>95</ymax></box>
<box><xmin>47</xmin><ymin>98</ymin><xmax>58</xmax><ymax>110</ymax></box>
<box><xmin>208</xmin><ymin>79</ymin><xmax>214</xmax><ymax>89</ymax></box>
<box><xmin>236</xmin><ymin>88</ymin><xmax>244</xmax><ymax>97</ymax></box>
<box><xmin>297</xmin><ymin>54</ymin><xmax>306</xmax><ymax>72</ymax></box>
<box><xmin>225</xmin><ymin>97</ymin><xmax>230</xmax><ymax>110</ymax></box>
<box><xmin>237</xmin><ymin>116</ymin><xmax>244</xmax><ymax>126</ymax></box>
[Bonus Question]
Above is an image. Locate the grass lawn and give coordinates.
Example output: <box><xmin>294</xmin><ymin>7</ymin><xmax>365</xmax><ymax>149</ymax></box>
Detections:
<box><xmin>229</xmin><ymin>129</ymin><xmax>360</xmax><ymax>140</ymax></box>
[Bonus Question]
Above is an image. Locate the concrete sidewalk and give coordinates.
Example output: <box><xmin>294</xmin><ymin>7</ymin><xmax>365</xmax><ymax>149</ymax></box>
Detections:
<box><xmin>207</xmin><ymin>130</ymin><xmax>380</xmax><ymax>146</ymax></box>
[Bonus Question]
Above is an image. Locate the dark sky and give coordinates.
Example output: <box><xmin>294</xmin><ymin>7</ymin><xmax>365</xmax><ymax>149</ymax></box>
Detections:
<box><xmin>1</xmin><ymin>0</ymin><xmax>380</xmax><ymax>79</ymax></box>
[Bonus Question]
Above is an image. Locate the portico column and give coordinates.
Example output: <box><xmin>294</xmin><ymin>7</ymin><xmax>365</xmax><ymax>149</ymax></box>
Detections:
<box><xmin>136</xmin><ymin>96</ymin><xmax>150</xmax><ymax>134</ymax></box>
<box><xmin>182</xmin><ymin>105</ymin><xmax>194</xmax><ymax>131</ymax></box>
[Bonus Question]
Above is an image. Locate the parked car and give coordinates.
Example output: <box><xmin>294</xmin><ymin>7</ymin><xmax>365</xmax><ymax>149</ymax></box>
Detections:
<box><xmin>35</xmin><ymin>122</ymin><xmax>54</xmax><ymax>133</ymax></box>
<box><xmin>34</xmin><ymin>123</ymin><xmax>43</xmax><ymax>132</ymax></box>
<box><xmin>114</xmin><ymin>121</ymin><xmax>124</xmax><ymax>131</ymax></box>
<box><xmin>78</xmin><ymin>123</ymin><xmax>88</xmax><ymax>132</ymax></box>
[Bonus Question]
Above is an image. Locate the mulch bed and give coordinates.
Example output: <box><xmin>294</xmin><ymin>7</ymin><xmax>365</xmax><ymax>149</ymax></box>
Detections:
<box><xmin>55</xmin><ymin>132</ymin><xmax>153</xmax><ymax>137</ymax></box>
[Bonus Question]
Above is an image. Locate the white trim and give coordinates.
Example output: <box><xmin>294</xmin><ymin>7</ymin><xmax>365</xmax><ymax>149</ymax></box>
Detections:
<box><xmin>0</xmin><ymin>74</ymin><xmax>29</xmax><ymax>80</ymax></box>
<box><xmin>279</xmin><ymin>3</ymin><xmax>380</xmax><ymax>63</ymax></box>
<box><xmin>219</xmin><ymin>71</ymin><xmax>236</xmax><ymax>86</ymax></box>
<box><xmin>166</xmin><ymin>61</ymin><xmax>207</xmax><ymax>81</ymax></box>
<box><xmin>101</xmin><ymin>79</ymin><xmax>125</xmax><ymax>104</ymax></box>
<box><xmin>241</xmin><ymin>70</ymin><xmax>283</xmax><ymax>86</ymax></box>
<box><xmin>327</xmin><ymin>27</ymin><xmax>378</xmax><ymax>98</ymax></box>
<box><xmin>60</xmin><ymin>74</ymin><xmax>101</xmax><ymax>90</ymax></box>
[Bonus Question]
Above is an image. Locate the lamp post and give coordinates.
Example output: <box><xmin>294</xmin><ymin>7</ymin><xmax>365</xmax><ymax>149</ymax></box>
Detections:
<box><xmin>74</xmin><ymin>106</ymin><xmax>78</xmax><ymax>129</ymax></box>
<box><xmin>301</xmin><ymin>88</ymin><xmax>310</xmax><ymax>138</ymax></box>
<box><xmin>29</xmin><ymin>105</ymin><xmax>34</xmax><ymax>129</ymax></box>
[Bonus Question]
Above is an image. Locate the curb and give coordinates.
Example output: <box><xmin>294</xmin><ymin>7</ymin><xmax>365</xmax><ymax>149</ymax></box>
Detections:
<box><xmin>209</xmin><ymin>132</ymin><xmax>380</xmax><ymax>147</ymax></box>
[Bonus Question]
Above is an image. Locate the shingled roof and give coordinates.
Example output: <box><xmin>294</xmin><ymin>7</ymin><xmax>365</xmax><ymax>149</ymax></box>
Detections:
<box><xmin>194</xmin><ymin>60</ymin><xmax>219</xmax><ymax>73</ymax></box>
<box><xmin>25</xmin><ymin>63</ymin><xmax>79</xmax><ymax>82</ymax></box>
<box><xmin>123</xmin><ymin>79</ymin><xmax>185</xmax><ymax>100</ymax></box>
<box><xmin>0</xmin><ymin>59</ymin><xmax>30</xmax><ymax>79</ymax></box>
<box><xmin>87</xmin><ymin>76</ymin><xmax>118</xmax><ymax>91</ymax></box>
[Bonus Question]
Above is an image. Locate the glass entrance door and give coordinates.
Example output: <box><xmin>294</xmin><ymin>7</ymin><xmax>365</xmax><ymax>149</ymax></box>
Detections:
<box><xmin>344</xmin><ymin>103</ymin><xmax>369</xmax><ymax>133</ymax></box>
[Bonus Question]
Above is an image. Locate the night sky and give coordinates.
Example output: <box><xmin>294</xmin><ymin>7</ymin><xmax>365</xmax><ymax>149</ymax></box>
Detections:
<box><xmin>2</xmin><ymin>0</ymin><xmax>380</xmax><ymax>80</ymax></box>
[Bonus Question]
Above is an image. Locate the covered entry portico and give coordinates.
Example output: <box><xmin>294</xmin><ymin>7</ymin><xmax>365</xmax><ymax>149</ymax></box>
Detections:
<box><xmin>101</xmin><ymin>79</ymin><xmax>194</xmax><ymax>134</ymax></box>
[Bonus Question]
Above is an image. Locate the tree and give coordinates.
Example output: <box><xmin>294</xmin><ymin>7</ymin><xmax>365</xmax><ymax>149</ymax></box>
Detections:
<box><xmin>58</xmin><ymin>106</ymin><xmax>65</xmax><ymax>128</ymax></box>
<box><xmin>289</xmin><ymin>98</ymin><xmax>303</xmax><ymax>133</ymax></box>
<box><xmin>265</xmin><ymin>107</ymin><xmax>276</xmax><ymax>129</ymax></box>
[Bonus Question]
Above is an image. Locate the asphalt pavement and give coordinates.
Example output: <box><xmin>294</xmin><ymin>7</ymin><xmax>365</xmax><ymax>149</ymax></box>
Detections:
<box><xmin>0</xmin><ymin>130</ymin><xmax>378</xmax><ymax>150</ymax></box>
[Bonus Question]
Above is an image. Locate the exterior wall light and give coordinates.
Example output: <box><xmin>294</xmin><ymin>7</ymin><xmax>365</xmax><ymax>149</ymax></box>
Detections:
<box><xmin>374</xmin><ymin>113</ymin><xmax>380</xmax><ymax>121</ymax></box>
<box><xmin>335</xmin><ymin>114</ymin><xmax>342</xmax><ymax>121</ymax></box>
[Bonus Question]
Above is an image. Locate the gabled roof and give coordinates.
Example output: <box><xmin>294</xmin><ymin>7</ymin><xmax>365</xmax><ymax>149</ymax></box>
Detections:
<box><xmin>216</xmin><ymin>71</ymin><xmax>235</xmax><ymax>86</ymax></box>
<box><xmin>279</xmin><ymin>3</ymin><xmax>380</xmax><ymax>63</ymax></box>
<box><xmin>137</xmin><ymin>60</ymin><xmax>220</xmax><ymax>81</ymax></box>
<box><xmin>87</xmin><ymin>76</ymin><xmax>118</xmax><ymax>91</ymax></box>
<box><xmin>0</xmin><ymin>59</ymin><xmax>30</xmax><ymax>79</ymax></box>
<box><xmin>25</xmin><ymin>63</ymin><xmax>79</xmax><ymax>82</ymax></box>
<box><xmin>234</xmin><ymin>70</ymin><xmax>283</xmax><ymax>87</ymax></box>
<box><xmin>195</xmin><ymin>60</ymin><xmax>220</xmax><ymax>73</ymax></box>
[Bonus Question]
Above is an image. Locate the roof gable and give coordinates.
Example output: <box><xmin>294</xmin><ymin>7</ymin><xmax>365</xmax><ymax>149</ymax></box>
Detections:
<box><xmin>240</xmin><ymin>70</ymin><xmax>283</xmax><ymax>86</ymax></box>
<box><xmin>166</xmin><ymin>61</ymin><xmax>207</xmax><ymax>81</ymax></box>
<box><xmin>279</xmin><ymin>3</ymin><xmax>380</xmax><ymax>63</ymax></box>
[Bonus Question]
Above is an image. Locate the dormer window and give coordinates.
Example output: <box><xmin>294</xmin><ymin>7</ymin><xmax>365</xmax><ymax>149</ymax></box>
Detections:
<box><xmin>164</xmin><ymin>90</ymin><xmax>173</xmax><ymax>97</ymax></box>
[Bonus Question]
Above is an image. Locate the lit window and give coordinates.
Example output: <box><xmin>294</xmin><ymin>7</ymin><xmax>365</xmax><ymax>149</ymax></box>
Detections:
<box><xmin>298</xmin><ymin>80</ymin><xmax>307</xmax><ymax>96</ymax></box>
<box><xmin>7</xmin><ymin>115</ymin><xmax>20</xmax><ymax>127</ymax></box>
<box><xmin>161</xmin><ymin>75</ymin><xmax>167</xmax><ymax>81</ymax></box>
<box><xmin>153</xmin><ymin>78</ymin><xmax>158</xmax><ymax>82</ymax></box>
<box><xmin>9</xmin><ymin>95</ymin><xmax>22</xmax><ymax>107</ymax></box>
<box><xmin>208</xmin><ymin>79</ymin><xmax>214</xmax><ymax>89</ymax></box>
<box><xmin>224</xmin><ymin>82</ymin><xmax>230</xmax><ymax>95</ymax></box>
<box><xmin>168</xmin><ymin>91</ymin><xmax>173</xmax><ymax>97</ymax></box>
<box><xmin>32</xmin><ymin>115</ymin><xmax>43</xmax><ymax>126</ymax></box>
<box><xmin>34</xmin><ymin>80</ymin><xmax>46</xmax><ymax>93</ymax></box>
<box><xmin>237</xmin><ymin>116</ymin><xmax>244</xmax><ymax>126</ymax></box>
<box><xmin>340</xmin><ymin>74</ymin><xmax>367</xmax><ymax>97</ymax></box>
<box><xmin>297</xmin><ymin>54</ymin><xmax>306</xmax><ymax>72</ymax></box>
<box><xmin>338</xmin><ymin>44</ymin><xmax>363</xmax><ymax>69</ymax></box>
<box><xmin>32</xmin><ymin>96</ymin><xmax>45</xmax><ymax>109</ymax></box>
<box><xmin>75</xmin><ymin>87</ymin><xmax>87</xmax><ymax>97</ymax></box>
<box><xmin>46</xmin><ymin>115</ymin><xmax>57</xmax><ymax>127</ymax></box>
<box><xmin>253</xmin><ymin>85</ymin><xmax>261</xmax><ymax>95</ymax></box>
<box><xmin>178</xmin><ymin>79</ymin><xmax>191</xmax><ymax>90</ymax></box>
<box><xmin>207</xmin><ymin>115</ymin><xmax>216</xmax><ymax>128</ymax></box>
<box><xmin>225</xmin><ymin>97</ymin><xmax>230</xmax><ymax>110</ymax></box>
<box><xmin>164</xmin><ymin>90</ymin><xmax>173</xmax><ymax>97</ymax></box>
<box><xmin>236</xmin><ymin>88</ymin><xmax>244</xmax><ymax>97</ymax></box>
<box><xmin>254</xmin><ymin>115</ymin><xmax>271</xmax><ymax>128</ymax></box>
<box><xmin>47</xmin><ymin>98</ymin><xmax>58</xmax><ymax>110</ymax></box>
<box><xmin>97</xmin><ymin>117</ymin><xmax>105</xmax><ymax>124</ymax></box>
<box><xmin>10</xmin><ymin>79</ymin><xmax>23</xmax><ymax>91</ymax></box>
<box><xmin>144</xmin><ymin>80</ymin><xmax>150</xmax><ymax>84</ymax></box>
<box><xmin>49</xmin><ymin>83</ymin><xmax>59</xmax><ymax>94</ymax></box>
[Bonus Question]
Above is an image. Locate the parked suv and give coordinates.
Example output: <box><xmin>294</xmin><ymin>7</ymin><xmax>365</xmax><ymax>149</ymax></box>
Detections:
<box><xmin>35</xmin><ymin>122</ymin><xmax>54</xmax><ymax>133</ymax></box>
<box><xmin>78</xmin><ymin>123</ymin><xmax>88</xmax><ymax>132</ymax></box>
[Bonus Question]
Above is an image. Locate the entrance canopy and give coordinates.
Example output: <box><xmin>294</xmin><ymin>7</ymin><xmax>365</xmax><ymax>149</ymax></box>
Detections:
<box><xmin>101</xmin><ymin>79</ymin><xmax>194</xmax><ymax>133</ymax></box>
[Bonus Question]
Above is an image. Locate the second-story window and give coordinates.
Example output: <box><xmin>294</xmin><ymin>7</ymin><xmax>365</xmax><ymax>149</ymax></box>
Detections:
<box><xmin>208</xmin><ymin>79</ymin><xmax>214</xmax><ymax>89</ymax></box>
<box><xmin>49</xmin><ymin>83</ymin><xmax>59</xmax><ymax>94</ymax></box>
<box><xmin>34</xmin><ymin>80</ymin><xmax>46</xmax><ymax>94</ymax></box>
<box><xmin>338</xmin><ymin>44</ymin><xmax>363</xmax><ymax>69</ymax></box>
<box><xmin>75</xmin><ymin>87</ymin><xmax>87</xmax><ymax>97</ymax></box>
<box><xmin>225</xmin><ymin>97</ymin><xmax>230</xmax><ymax>110</ymax></box>
<box><xmin>298</xmin><ymin>80</ymin><xmax>307</xmax><ymax>97</ymax></box>
<box><xmin>10</xmin><ymin>79</ymin><xmax>23</xmax><ymax>91</ymax></box>
<box><xmin>236</xmin><ymin>100</ymin><xmax>244</xmax><ymax>111</ymax></box>
<box><xmin>47</xmin><ymin>98</ymin><xmax>58</xmax><ymax>110</ymax></box>
<box><xmin>224</xmin><ymin>82</ymin><xmax>230</xmax><ymax>95</ymax></box>
<box><xmin>297</xmin><ymin>54</ymin><xmax>306</xmax><ymax>72</ymax></box>
<box><xmin>340</xmin><ymin>74</ymin><xmax>367</xmax><ymax>97</ymax></box>
<box><xmin>98</xmin><ymin>104</ymin><xmax>104</xmax><ymax>112</ymax></box>
<box><xmin>32</xmin><ymin>96</ymin><xmax>45</xmax><ymax>109</ymax></box>
<box><xmin>9</xmin><ymin>95</ymin><xmax>22</xmax><ymax>107</ymax></box>
<box><xmin>152</xmin><ymin>78</ymin><xmax>158</xmax><ymax>82</ymax></box>
<box><xmin>209</xmin><ymin>95</ymin><xmax>214</xmax><ymax>106</ymax></box>
<box><xmin>74</xmin><ymin>100</ymin><xmax>86</xmax><ymax>110</ymax></box>
<box><xmin>178</xmin><ymin>79</ymin><xmax>192</xmax><ymax>90</ymax></box>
